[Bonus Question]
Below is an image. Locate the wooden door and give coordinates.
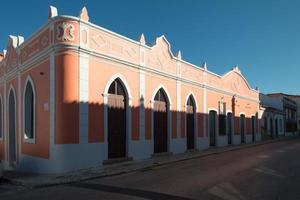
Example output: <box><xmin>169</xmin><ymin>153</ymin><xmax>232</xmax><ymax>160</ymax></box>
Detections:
<box><xmin>154</xmin><ymin>101</ymin><xmax>167</xmax><ymax>153</ymax></box>
<box><xmin>107</xmin><ymin>79</ymin><xmax>127</xmax><ymax>159</ymax></box>
<box><xmin>227</xmin><ymin>113</ymin><xmax>232</xmax><ymax>145</ymax></box>
<box><xmin>240</xmin><ymin>114</ymin><xmax>245</xmax><ymax>143</ymax></box>
<box><xmin>186</xmin><ymin>96</ymin><xmax>195</xmax><ymax>150</ymax></box>
<box><xmin>154</xmin><ymin>89</ymin><xmax>168</xmax><ymax>154</ymax></box>
<box><xmin>209</xmin><ymin>111</ymin><xmax>216</xmax><ymax>146</ymax></box>
<box><xmin>251</xmin><ymin>116</ymin><xmax>255</xmax><ymax>142</ymax></box>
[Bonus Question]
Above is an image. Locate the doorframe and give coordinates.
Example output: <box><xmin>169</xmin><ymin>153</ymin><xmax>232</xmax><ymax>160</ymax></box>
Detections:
<box><xmin>7</xmin><ymin>85</ymin><xmax>17</xmax><ymax>165</ymax></box>
<box><xmin>150</xmin><ymin>85</ymin><xmax>172</xmax><ymax>154</ymax></box>
<box><xmin>103</xmin><ymin>73</ymin><xmax>132</xmax><ymax>159</ymax></box>
<box><xmin>184</xmin><ymin>92</ymin><xmax>198</xmax><ymax>149</ymax></box>
<box><xmin>208</xmin><ymin>108</ymin><xmax>218</xmax><ymax>146</ymax></box>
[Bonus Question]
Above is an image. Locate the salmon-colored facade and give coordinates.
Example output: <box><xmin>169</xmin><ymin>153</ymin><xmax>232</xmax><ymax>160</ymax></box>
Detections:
<box><xmin>0</xmin><ymin>6</ymin><xmax>260</xmax><ymax>173</ymax></box>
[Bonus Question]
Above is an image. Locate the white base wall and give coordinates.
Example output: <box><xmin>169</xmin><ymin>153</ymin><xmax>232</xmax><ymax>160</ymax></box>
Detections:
<box><xmin>285</xmin><ymin>132</ymin><xmax>295</xmax><ymax>136</ymax></box>
<box><xmin>255</xmin><ymin>133</ymin><xmax>262</xmax><ymax>142</ymax></box>
<box><xmin>245</xmin><ymin>134</ymin><xmax>253</xmax><ymax>143</ymax></box>
<box><xmin>233</xmin><ymin>135</ymin><xmax>241</xmax><ymax>145</ymax></box>
<box><xmin>198</xmin><ymin>137</ymin><xmax>209</xmax><ymax>150</ymax></box>
<box><xmin>17</xmin><ymin>143</ymin><xmax>105</xmax><ymax>174</ymax></box>
<box><xmin>170</xmin><ymin>138</ymin><xmax>186</xmax><ymax>154</ymax></box>
<box><xmin>129</xmin><ymin>140</ymin><xmax>151</xmax><ymax>160</ymax></box>
<box><xmin>13</xmin><ymin>132</ymin><xmax>263</xmax><ymax>174</ymax></box>
<box><xmin>217</xmin><ymin>135</ymin><xmax>228</xmax><ymax>147</ymax></box>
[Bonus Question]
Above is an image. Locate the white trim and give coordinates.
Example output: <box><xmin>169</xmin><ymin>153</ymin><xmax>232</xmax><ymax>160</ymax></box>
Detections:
<box><xmin>3</xmin><ymin>79</ymin><xmax>7</xmax><ymax>162</ymax></box>
<box><xmin>22</xmin><ymin>76</ymin><xmax>36</xmax><ymax>144</ymax></box>
<box><xmin>208</xmin><ymin>108</ymin><xmax>219</xmax><ymax>114</ymax></box>
<box><xmin>7</xmin><ymin>85</ymin><xmax>17</xmax><ymax>165</ymax></box>
<box><xmin>184</xmin><ymin>92</ymin><xmax>199</xmax><ymax>111</ymax></box>
<box><xmin>176</xmin><ymin>80</ymin><xmax>181</xmax><ymax>138</ymax></box>
<box><xmin>103</xmin><ymin>73</ymin><xmax>133</xmax><ymax>105</ymax></box>
<box><xmin>139</xmin><ymin>70</ymin><xmax>145</xmax><ymax>139</ymax></box>
<box><xmin>226</xmin><ymin>110</ymin><xmax>233</xmax><ymax>114</ymax></box>
<box><xmin>49</xmin><ymin>51</ymin><xmax>55</xmax><ymax>147</ymax></box>
<box><xmin>79</xmin><ymin>52</ymin><xmax>89</xmax><ymax>143</ymax></box>
<box><xmin>40</xmin><ymin>44</ymin><xmax>260</xmax><ymax>104</ymax></box>
<box><xmin>150</xmin><ymin>84</ymin><xmax>172</xmax><ymax>107</ymax></box>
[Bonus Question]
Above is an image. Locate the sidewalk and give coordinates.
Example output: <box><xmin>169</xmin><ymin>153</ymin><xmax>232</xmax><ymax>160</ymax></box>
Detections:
<box><xmin>3</xmin><ymin>136</ymin><xmax>299</xmax><ymax>189</ymax></box>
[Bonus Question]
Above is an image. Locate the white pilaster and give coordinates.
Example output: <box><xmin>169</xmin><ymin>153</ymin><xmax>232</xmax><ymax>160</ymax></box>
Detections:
<box><xmin>49</xmin><ymin>52</ymin><xmax>55</xmax><ymax>147</ymax></box>
<box><xmin>139</xmin><ymin>44</ymin><xmax>146</xmax><ymax>140</ymax></box>
<box><xmin>176</xmin><ymin>61</ymin><xmax>181</xmax><ymax>138</ymax></box>
<box><xmin>3</xmin><ymin>78</ymin><xmax>7</xmax><ymax>162</ymax></box>
<box><xmin>17</xmin><ymin>72</ymin><xmax>21</xmax><ymax>160</ymax></box>
<box><xmin>139</xmin><ymin>70</ymin><xmax>145</xmax><ymax>140</ymax></box>
<box><xmin>203</xmin><ymin>71</ymin><xmax>207</xmax><ymax>138</ymax></box>
<box><xmin>79</xmin><ymin>52</ymin><xmax>89</xmax><ymax>144</ymax></box>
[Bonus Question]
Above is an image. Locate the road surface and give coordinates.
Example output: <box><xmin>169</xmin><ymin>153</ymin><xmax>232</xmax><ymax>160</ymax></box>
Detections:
<box><xmin>1</xmin><ymin>139</ymin><xmax>300</xmax><ymax>200</ymax></box>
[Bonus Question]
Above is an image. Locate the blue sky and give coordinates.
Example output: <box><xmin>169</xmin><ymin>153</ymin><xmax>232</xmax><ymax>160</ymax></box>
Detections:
<box><xmin>1</xmin><ymin>0</ymin><xmax>300</xmax><ymax>94</ymax></box>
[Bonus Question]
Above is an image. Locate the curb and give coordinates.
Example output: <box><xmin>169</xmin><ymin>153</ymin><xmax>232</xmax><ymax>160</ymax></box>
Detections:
<box><xmin>5</xmin><ymin>136</ymin><xmax>300</xmax><ymax>189</ymax></box>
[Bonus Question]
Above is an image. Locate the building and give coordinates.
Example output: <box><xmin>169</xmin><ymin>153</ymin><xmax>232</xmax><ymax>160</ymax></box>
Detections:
<box><xmin>268</xmin><ymin>93</ymin><xmax>298</xmax><ymax>135</ymax></box>
<box><xmin>0</xmin><ymin>6</ymin><xmax>260</xmax><ymax>173</ymax></box>
<box><xmin>259</xmin><ymin>93</ymin><xmax>284</xmax><ymax>139</ymax></box>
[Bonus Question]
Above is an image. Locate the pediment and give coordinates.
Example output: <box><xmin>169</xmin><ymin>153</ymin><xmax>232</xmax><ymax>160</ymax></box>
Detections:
<box><xmin>222</xmin><ymin>68</ymin><xmax>252</xmax><ymax>94</ymax></box>
<box><xmin>147</xmin><ymin>35</ymin><xmax>177</xmax><ymax>74</ymax></box>
<box><xmin>152</xmin><ymin>35</ymin><xmax>174</xmax><ymax>60</ymax></box>
<box><xmin>4</xmin><ymin>35</ymin><xmax>24</xmax><ymax>70</ymax></box>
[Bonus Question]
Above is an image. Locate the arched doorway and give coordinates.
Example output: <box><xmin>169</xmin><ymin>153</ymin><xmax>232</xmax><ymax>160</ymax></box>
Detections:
<box><xmin>107</xmin><ymin>78</ymin><xmax>127</xmax><ymax>159</ymax></box>
<box><xmin>8</xmin><ymin>89</ymin><xmax>16</xmax><ymax>164</ymax></box>
<box><xmin>240</xmin><ymin>114</ymin><xmax>245</xmax><ymax>143</ymax></box>
<box><xmin>209</xmin><ymin>110</ymin><xmax>217</xmax><ymax>146</ymax></box>
<box><xmin>251</xmin><ymin>116</ymin><xmax>255</xmax><ymax>142</ymax></box>
<box><xmin>270</xmin><ymin>117</ymin><xmax>274</xmax><ymax>139</ymax></box>
<box><xmin>154</xmin><ymin>88</ymin><xmax>168</xmax><ymax>154</ymax></box>
<box><xmin>186</xmin><ymin>95</ymin><xmax>196</xmax><ymax>150</ymax></box>
<box><xmin>275</xmin><ymin>118</ymin><xmax>278</xmax><ymax>138</ymax></box>
<box><xmin>227</xmin><ymin>112</ymin><xmax>233</xmax><ymax>145</ymax></box>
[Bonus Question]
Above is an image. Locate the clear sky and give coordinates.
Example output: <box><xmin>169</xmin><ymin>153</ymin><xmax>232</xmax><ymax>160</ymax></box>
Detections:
<box><xmin>0</xmin><ymin>0</ymin><xmax>300</xmax><ymax>94</ymax></box>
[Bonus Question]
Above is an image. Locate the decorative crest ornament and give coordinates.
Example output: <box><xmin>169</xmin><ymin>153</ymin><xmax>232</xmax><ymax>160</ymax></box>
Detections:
<box><xmin>79</xmin><ymin>6</ymin><xmax>89</xmax><ymax>21</ymax></box>
<box><xmin>203</xmin><ymin>62</ymin><xmax>207</xmax><ymax>70</ymax></box>
<box><xmin>176</xmin><ymin>50</ymin><xmax>182</xmax><ymax>59</ymax></box>
<box><xmin>139</xmin><ymin>33</ymin><xmax>146</xmax><ymax>45</ymax></box>
<box><xmin>49</xmin><ymin>6</ymin><xmax>58</xmax><ymax>19</ymax></box>
<box><xmin>56</xmin><ymin>22</ymin><xmax>75</xmax><ymax>42</ymax></box>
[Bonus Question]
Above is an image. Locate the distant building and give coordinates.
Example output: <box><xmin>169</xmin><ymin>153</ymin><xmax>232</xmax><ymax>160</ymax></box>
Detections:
<box><xmin>259</xmin><ymin>94</ymin><xmax>284</xmax><ymax>139</ymax></box>
<box><xmin>263</xmin><ymin>93</ymin><xmax>298</xmax><ymax>136</ymax></box>
<box><xmin>280</xmin><ymin>94</ymin><xmax>300</xmax><ymax>134</ymax></box>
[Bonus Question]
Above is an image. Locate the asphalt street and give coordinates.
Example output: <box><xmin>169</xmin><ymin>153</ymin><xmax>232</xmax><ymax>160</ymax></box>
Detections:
<box><xmin>1</xmin><ymin>139</ymin><xmax>300</xmax><ymax>200</ymax></box>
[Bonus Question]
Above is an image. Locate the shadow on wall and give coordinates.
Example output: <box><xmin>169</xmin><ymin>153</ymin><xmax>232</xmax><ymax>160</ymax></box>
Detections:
<box><xmin>5</xmin><ymin>98</ymin><xmax>260</xmax><ymax>173</ymax></box>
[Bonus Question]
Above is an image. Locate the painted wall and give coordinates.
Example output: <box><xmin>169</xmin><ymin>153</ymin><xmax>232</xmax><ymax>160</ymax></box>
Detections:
<box><xmin>0</xmin><ymin>8</ymin><xmax>261</xmax><ymax>173</ymax></box>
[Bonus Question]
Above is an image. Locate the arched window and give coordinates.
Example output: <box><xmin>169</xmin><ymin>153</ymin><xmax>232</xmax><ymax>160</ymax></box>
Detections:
<box><xmin>0</xmin><ymin>97</ymin><xmax>2</xmax><ymax>139</ymax></box>
<box><xmin>24</xmin><ymin>79</ymin><xmax>35</xmax><ymax>140</ymax></box>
